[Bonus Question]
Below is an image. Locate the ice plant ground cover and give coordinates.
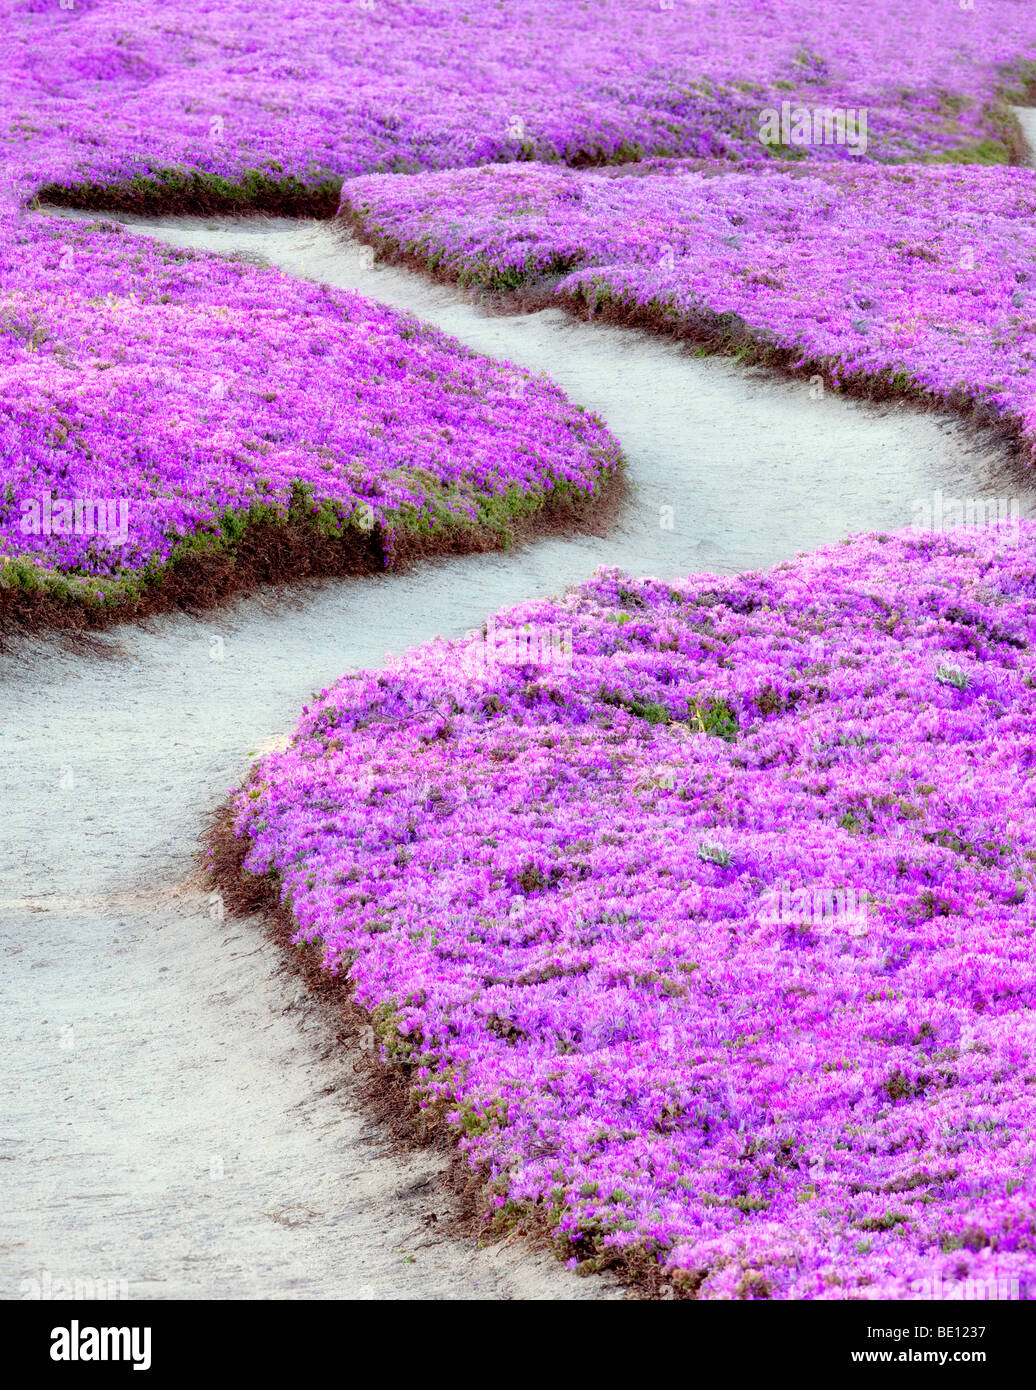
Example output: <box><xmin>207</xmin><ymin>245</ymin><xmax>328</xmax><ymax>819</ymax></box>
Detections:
<box><xmin>4</xmin><ymin>0</ymin><xmax>1036</xmax><ymax>615</ymax></box>
<box><xmin>7</xmin><ymin>0</ymin><xmax>1036</xmax><ymax>1303</ymax></box>
<box><xmin>230</xmin><ymin>525</ymin><xmax>1036</xmax><ymax>1299</ymax></box>
<box><xmin>0</xmin><ymin>210</ymin><xmax>621</xmax><ymax>611</ymax></box>
<box><xmin>342</xmin><ymin>159</ymin><xmax>1036</xmax><ymax>457</ymax></box>
<box><xmin>5</xmin><ymin>0</ymin><xmax>1036</xmax><ymax>211</ymax></box>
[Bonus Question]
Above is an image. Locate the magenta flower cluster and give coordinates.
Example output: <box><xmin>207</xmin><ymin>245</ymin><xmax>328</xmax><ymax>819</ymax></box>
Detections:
<box><xmin>4</xmin><ymin>0</ymin><xmax>1035</xmax><ymax>593</ymax></box>
<box><xmin>233</xmin><ymin>525</ymin><xmax>1036</xmax><ymax>1298</ymax></box>
<box><xmin>343</xmin><ymin>159</ymin><xmax>1036</xmax><ymax>455</ymax></box>
<box><xmin>0</xmin><ymin>212</ymin><xmax>619</xmax><ymax>591</ymax></box>
<box><xmin>4</xmin><ymin>0</ymin><xmax>1036</xmax><ymax>208</ymax></box>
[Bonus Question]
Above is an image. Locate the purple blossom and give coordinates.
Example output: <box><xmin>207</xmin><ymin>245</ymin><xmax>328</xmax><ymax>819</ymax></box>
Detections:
<box><xmin>232</xmin><ymin>526</ymin><xmax>1036</xmax><ymax>1298</ymax></box>
<box><xmin>342</xmin><ymin>159</ymin><xmax>1036</xmax><ymax>456</ymax></box>
<box><xmin>0</xmin><ymin>214</ymin><xmax>620</xmax><ymax>598</ymax></box>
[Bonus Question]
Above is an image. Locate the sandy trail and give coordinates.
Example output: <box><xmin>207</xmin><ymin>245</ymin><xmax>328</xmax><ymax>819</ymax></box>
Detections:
<box><xmin>1</xmin><ymin>590</ymin><xmax>629</xmax><ymax>1300</ymax></box>
<box><xmin>4</xmin><ymin>126</ymin><xmax>1035</xmax><ymax>1300</ymax></box>
<box><xmin>1015</xmin><ymin>106</ymin><xmax>1036</xmax><ymax>156</ymax></box>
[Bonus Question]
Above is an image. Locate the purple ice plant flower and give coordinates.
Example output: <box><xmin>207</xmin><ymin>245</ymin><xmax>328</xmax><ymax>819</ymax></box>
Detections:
<box><xmin>232</xmin><ymin>524</ymin><xmax>1036</xmax><ymax>1298</ymax></box>
<box><xmin>341</xmin><ymin>159</ymin><xmax>1036</xmax><ymax>456</ymax></box>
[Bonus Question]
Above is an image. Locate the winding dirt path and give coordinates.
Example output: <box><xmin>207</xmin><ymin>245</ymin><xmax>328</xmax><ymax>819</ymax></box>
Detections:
<box><xmin>4</xmin><ymin>126</ymin><xmax>1035</xmax><ymax>1299</ymax></box>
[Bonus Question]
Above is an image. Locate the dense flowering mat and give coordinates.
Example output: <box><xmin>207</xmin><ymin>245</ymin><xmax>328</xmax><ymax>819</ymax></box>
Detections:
<box><xmin>4</xmin><ymin>0</ymin><xmax>1035</xmax><ymax>612</ymax></box>
<box><xmin>5</xmin><ymin>0</ymin><xmax>1036</xmax><ymax>207</ymax></box>
<box><xmin>0</xmin><ymin>212</ymin><xmax>620</xmax><ymax>609</ymax></box>
<box><xmin>343</xmin><ymin>160</ymin><xmax>1036</xmax><ymax>455</ymax></box>
<box><xmin>231</xmin><ymin>525</ymin><xmax>1036</xmax><ymax>1298</ymax></box>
